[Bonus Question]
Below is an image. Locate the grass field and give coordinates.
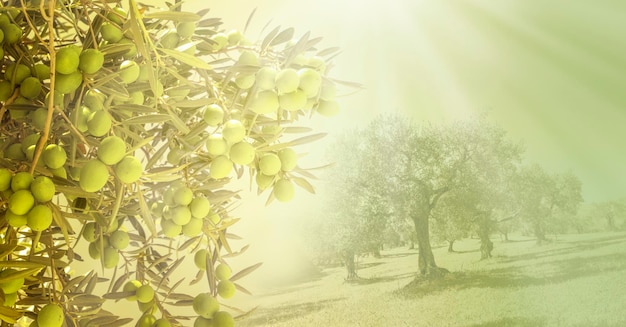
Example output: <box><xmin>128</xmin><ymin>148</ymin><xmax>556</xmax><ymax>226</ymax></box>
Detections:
<box><xmin>236</xmin><ymin>232</ymin><xmax>626</xmax><ymax>327</ymax></box>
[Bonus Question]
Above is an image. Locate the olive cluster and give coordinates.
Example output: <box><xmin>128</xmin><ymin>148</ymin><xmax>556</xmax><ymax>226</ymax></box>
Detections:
<box><xmin>0</xmin><ymin>170</ymin><xmax>55</xmax><ymax>231</ymax></box>
<box><xmin>83</xmin><ymin>219</ymin><xmax>130</xmax><ymax>269</ymax></box>
<box><xmin>154</xmin><ymin>182</ymin><xmax>212</xmax><ymax>238</ymax></box>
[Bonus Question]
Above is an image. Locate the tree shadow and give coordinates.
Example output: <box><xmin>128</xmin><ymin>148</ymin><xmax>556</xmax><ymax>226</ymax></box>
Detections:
<box><xmin>449</xmin><ymin>249</ymin><xmax>480</xmax><ymax>254</ymax></box>
<box><xmin>499</xmin><ymin>238</ymin><xmax>537</xmax><ymax>243</ymax></box>
<box><xmin>239</xmin><ymin>297</ymin><xmax>346</xmax><ymax>326</ymax></box>
<box><xmin>465</xmin><ymin>316</ymin><xmax>547</xmax><ymax>327</ymax></box>
<box><xmin>561</xmin><ymin>233</ymin><xmax>626</xmax><ymax>248</ymax></box>
<box><xmin>493</xmin><ymin>234</ymin><xmax>626</xmax><ymax>265</ymax></box>
<box><xmin>398</xmin><ymin>251</ymin><xmax>626</xmax><ymax>297</ymax></box>
<box><xmin>345</xmin><ymin>272</ymin><xmax>417</xmax><ymax>285</ymax></box>
<box><xmin>357</xmin><ymin>262</ymin><xmax>385</xmax><ymax>270</ymax></box>
<box><xmin>381</xmin><ymin>251</ymin><xmax>418</xmax><ymax>259</ymax></box>
<box><xmin>260</xmin><ymin>269</ymin><xmax>332</xmax><ymax>296</ymax></box>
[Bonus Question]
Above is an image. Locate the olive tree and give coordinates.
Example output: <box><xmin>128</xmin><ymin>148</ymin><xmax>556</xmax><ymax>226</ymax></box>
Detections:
<box><xmin>391</xmin><ymin>118</ymin><xmax>523</xmax><ymax>275</ymax></box>
<box><xmin>311</xmin><ymin>115</ymin><xmax>521</xmax><ymax>278</ymax></box>
<box><xmin>304</xmin><ymin>126</ymin><xmax>392</xmax><ymax>280</ymax></box>
<box><xmin>0</xmin><ymin>1</ymin><xmax>344</xmax><ymax>326</ymax></box>
<box><xmin>512</xmin><ymin>165</ymin><xmax>584</xmax><ymax>244</ymax></box>
<box><xmin>440</xmin><ymin>124</ymin><xmax>522</xmax><ymax>260</ymax></box>
<box><xmin>593</xmin><ymin>200</ymin><xmax>626</xmax><ymax>231</ymax></box>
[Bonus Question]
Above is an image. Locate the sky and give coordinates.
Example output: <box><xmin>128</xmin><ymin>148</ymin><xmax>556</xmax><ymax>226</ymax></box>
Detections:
<box><xmin>164</xmin><ymin>0</ymin><xmax>626</xmax><ymax>292</ymax></box>
<box><xmin>196</xmin><ymin>0</ymin><xmax>626</xmax><ymax>203</ymax></box>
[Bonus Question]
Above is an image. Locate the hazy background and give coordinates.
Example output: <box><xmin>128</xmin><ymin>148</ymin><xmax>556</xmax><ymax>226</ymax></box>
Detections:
<box><xmin>172</xmin><ymin>0</ymin><xmax>626</xmax><ymax>300</ymax></box>
<box><xmin>198</xmin><ymin>0</ymin><xmax>626</xmax><ymax>201</ymax></box>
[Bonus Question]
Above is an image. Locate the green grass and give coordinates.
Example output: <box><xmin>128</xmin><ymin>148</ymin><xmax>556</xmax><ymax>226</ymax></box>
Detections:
<box><xmin>237</xmin><ymin>232</ymin><xmax>626</xmax><ymax>326</ymax></box>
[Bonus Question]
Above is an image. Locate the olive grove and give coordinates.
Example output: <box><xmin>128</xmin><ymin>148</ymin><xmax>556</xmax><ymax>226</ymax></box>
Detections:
<box><xmin>307</xmin><ymin>115</ymin><xmax>585</xmax><ymax>279</ymax></box>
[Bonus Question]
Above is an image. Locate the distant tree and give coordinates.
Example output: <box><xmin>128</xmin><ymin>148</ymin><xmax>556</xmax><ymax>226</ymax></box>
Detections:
<box><xmin>570</xmin><ymin>203</ymin><xmax>597</xmax><ymax>233</ymax></box>
<box><xmin>593</xmin><ymin>200</ymin><xmax>626</xmax><ymax>231</ymax></box>
<box><xmin>496</xmin><ymin>209</ymin><xmax>522</xmax><ymax>241</ymax></box>
<box><xmin>382</xmin><ymin>210</ymin><xmax>417</xmax><ymax>249</ymax></box>
<box><xmin>305</xmin><ymin>127</ymin><xmax>393</xmax><ymax>279</ymax></box>
<box><xmin>431</xmin><ymin>190</ymin><xmax>474</xmax><ymax>253</ymax></box>
<box><xmin>513</xmin><ymin>166</ymin><xmax>584</xmax><ymax>243</ymax></box>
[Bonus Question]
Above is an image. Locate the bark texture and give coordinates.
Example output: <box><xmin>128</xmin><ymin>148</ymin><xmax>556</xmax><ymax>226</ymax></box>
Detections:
<box><xmin>413</xmin><ymin>215</ymin><xmax>448</xmax><ymax>277</ymax></box>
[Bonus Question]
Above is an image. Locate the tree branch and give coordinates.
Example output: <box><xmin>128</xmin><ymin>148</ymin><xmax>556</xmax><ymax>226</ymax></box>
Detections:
<box><xmin>429</xmin><ymin>186</ymin><xmax>450</xmax><ymax>210</ymax></box>
<box><xmin>496</xmin><ymin>210</ymin><xmax>521</xmax><ymax>224</ymax></box>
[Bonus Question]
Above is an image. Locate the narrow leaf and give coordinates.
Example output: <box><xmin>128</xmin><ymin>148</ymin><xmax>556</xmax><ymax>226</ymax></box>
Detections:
<box><xmin>0</xmin><ymin>261</ymin><xmax>46</xmax><ymax>269</ymax></box>
<box><xmin>291</xmin><ymin>177</ymin><xmax>316</xmax><ymax>194</ymax></box>
<box><xmin>122</xmin><ymin>114</ymin><xmax>172</xmax><ymax>125</ymax></box>
<box><xmin>158</xmin><ymin>257</ymin><xmax>185</xmax><ymax>287</ymax></box>
<box><xmin>287</xmin><ymin>133</ymin><xmax>327</xmax><ymax>146</ymax></box>
<box><xmin>69</xmin><ymin>294</ymin><xmax>106</xmax><ymax>306</ymax></box>
<box><xmin>171</xmin><ymin>299</ymin><xmax>194</xmax><ymax>307</ymax></box>
<box><xmin>270</xmin><ymin>27</ymin><xmax>294</xmax><ymax>46</ymax></box>
<box><xmin>178</xmin><ymin>236</ymin><xmax>201</xmax><ymax>252</ymax></box>
<box><xmin>159</xmin><ymin>48</ymin><xmax>212</xmax><ymax>70</ymax></box>
<box><xmin>0</xmin><ymin>243</ymin><xmax>17</xmax><ymax>260</ymax></box>
<box><xmin>218</xmin><ymin>231</ymin><xmax>233</xmax><ymax>255</ymax></box>
<box><xmin>165</xmin><ymin>106</ymin><xmax>191</xmax><ymax>134</ymax></box>
<box><xmin>234</xmin><ymin>282</ymin><xmax>253</xmax><ymax>295</ymax></box>
<box><xmin>137</xmin><ymin>187</ymin><xmax>157</xmax><ymax>236</ymax></box>
<box><xmin>0</xmin><ymin>268</ymin><xmax>42</xmax><ymax>284</ymax></box>
<box><xmin>230</xmin><ymin>262</ymin><xmax>262</xmax><ymax>282</ymax></box>
<box><xmin>261</xmin><ymin>25</ymin><xmax>281</xmax><ymax>50</ymax></box>
<box><xmin>144</xmin><ymin>11</ymin><xmax>201</xmax><ymax>21</ymax></box>
<box><xmin>0</xmin><ymin>306</ymin><xmax>21</xmax><ymax>324</ymax></box>
<box><xmin>244</xmin><ymin>8</ymin><xmax>256</xmax><ymax>34</ymax></box>
<box><xmin>102</xmin><ymin>291</ymin><xmax>135</xmax><ymax>300</ymax></box>
<box><xmin>171</xmin><ymin>98</ymin><xmax>214</xmax><ymax>108</ymax></box>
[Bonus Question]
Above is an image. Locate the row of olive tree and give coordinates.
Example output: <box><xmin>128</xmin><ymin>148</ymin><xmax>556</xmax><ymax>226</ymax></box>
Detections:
<box><xmin>572</xmin><ymin>199</ymin><xmax>626</xmax><ymax>233</ymax></box>
<box><xmin>305</xmin><ymin>115</ymin><xmax>585</xmax><ymax>279</ymax></box>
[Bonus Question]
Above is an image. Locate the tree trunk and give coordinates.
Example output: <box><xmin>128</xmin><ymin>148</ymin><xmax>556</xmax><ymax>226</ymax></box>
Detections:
<box><xmin>342</xmin><ymin>250</ymin><xmax>357</xmax><ymax>280</ymax></box>
<box><xmin>478</xmin><ymin>217</ymin><xmax>493</xmax><ymax>260</ymax></box>
<box><xmin>607</xmin><ymin>215</ymin><xmax>617</xmax><ymax>231</ymax></box>
<box><xmin>447</xmin><ymin>240</ymin><xmax>455</xmax><ymax>253</ymax></box>
<box><xmin>413</xmin><ymin>215</ymin><xmax>448</xmax><ymax>277</ymax></box>
<box><xmin>480</xmin><ymin>236</ymin><xmax>493</xmax><ymax>260</ymax></box>
<box><xmin>479</xmin><ymin>231</ymin><xmax>493</xmax><ymax>260</ymax></box>
<box><xmin>373</xmin><ymin>244</ymin><xmax>381</xmax><ymax>258</ymax></box>
<box><xmin>535</xmin><ymin>224</ymin><xmax>546</xmax><ymax>245</ymax></box>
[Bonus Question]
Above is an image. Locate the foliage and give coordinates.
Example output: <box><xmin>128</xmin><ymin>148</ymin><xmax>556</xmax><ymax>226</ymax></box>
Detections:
<box><xmin>430</xmin><ymin>191</ymin><xmax>473</xmax><ymax>250</ymax></box>
<box><xmin>512</xmin><ymin>165</ymin><xmax>584</xmax><ymax>242</ymax></box>
<box><xmin>440</xmin><ymin>121</ymin><xmax>522</xmax><ymax>257</ymax></box>
<box><xmin>0</xmin><ymin>0</ymin><xmax>344</xmax><ymax>325</ymax></box>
